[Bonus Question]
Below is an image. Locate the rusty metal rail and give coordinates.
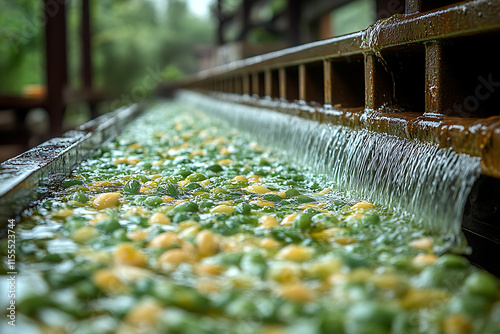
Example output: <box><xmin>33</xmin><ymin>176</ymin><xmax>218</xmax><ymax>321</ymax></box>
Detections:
<box><xmin>182</xmin><ymin>0</ymin><xmax>500</xmax><ymax>178</ymax></box>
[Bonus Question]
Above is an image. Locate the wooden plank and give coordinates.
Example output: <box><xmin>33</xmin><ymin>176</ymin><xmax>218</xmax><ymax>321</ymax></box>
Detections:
<box><xmin>323</xmin><ymin>60</ymin><xmax>332</xmax><ymax>105</ymax></box>
<box><xmin>299</xmin><ymin>64</ymin><xmax>306</xmax><ymax>101</ymax></box>
<box><xmin>425</xmin><ymin>42</ymin><xmax>445</xmax><ymax>114</ymax></box>
<box><xmin>265</xmin><ymin>69</ymin><xmax>272</xmax><ymax>97</ymax></box>
<box><xmin>364</xmin><ymin>53</ymin><xmax>394</xmax><ymax>110</ymax></box>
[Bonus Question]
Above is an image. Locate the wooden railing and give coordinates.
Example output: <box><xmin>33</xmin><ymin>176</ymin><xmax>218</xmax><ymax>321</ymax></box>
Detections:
<box><xmin>182</xmin><ymin>0</ymin><xmax>500</xmax><ymax>178</ymax></box>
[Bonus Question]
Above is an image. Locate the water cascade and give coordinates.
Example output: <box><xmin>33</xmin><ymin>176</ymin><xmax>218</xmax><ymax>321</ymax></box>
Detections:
<box><xmin>180</xmin><ymin>91</ymin><xmax>482</xmax><ymax>246</ymax></box>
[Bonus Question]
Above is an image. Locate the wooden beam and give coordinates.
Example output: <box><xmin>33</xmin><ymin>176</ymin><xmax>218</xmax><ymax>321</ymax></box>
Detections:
<box><xmin>44</xmin><ymin>0</ymin><xmax>68</xmax><ymax>135</ymax></box>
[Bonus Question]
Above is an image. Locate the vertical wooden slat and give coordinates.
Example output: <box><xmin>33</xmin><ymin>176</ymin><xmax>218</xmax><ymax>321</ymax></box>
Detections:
<box><xmin>364</xmin><ymin>54</ymin><xmax>376</xmax><ymax>109</ymax></box>
<box><xmin>323</xmin><ymin>60</ymin><xmax>332</xmax><ymax>105</ymax></box>
<box><xmin>425</xmin><ymin>42</ymin><xmax>443</xmax><ymax>114</ymax></box>
<box><xmin>265</xmin><ymin>69</ymin><xmax>272</xmax><ymax>97</ymax></box>
<box><xmin>299</xmin><ymin>64</ymin><xmax>306</xmax><ymax>101</ymax></box>
<box><xmin>425</xmin><ymin>41</ymin><xmax>456</xmax><ymax>115</ymax></box>
<box><xmin>299</xmin><ymin>63</ymin><xmax>324</xmax><ymax>104</ymax></box>
<box><xmin>364</xmin><ymin>53</ymin><xmax>393</xmax><ymax>110</ymax></box>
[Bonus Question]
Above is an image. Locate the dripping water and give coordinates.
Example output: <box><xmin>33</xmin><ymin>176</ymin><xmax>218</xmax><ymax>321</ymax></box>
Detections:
<box><xmin>180</xmin><ymin>91</ymin><xmax>482</xmax><ymax>246</ymax></box>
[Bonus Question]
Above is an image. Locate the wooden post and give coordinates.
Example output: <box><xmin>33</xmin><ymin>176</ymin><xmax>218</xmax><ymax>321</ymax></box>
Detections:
<box><xmin>425</xmin><ymin>42</ymin><xmax>453</xmax><ymax>115</ymax></box>
<box><xmin>299</xmin><ymin>64</ymin><xmax>306</xmax><ymax>101</ymax></box>
<box><xmin>364</xmin><ymin>53</ymin><xmax>393</xmax><ymax>110</ymax></box>
<box><xmin>265</xmin><ymin>69</ymin><xmax>272</xmax><ymax>97</ymax></box>
<box><xmin>44</xmin><ymin>0</ymin><xmax>68</xmax><ymax>135</ymax></box>
<box><xmin>323</xmin><ymin>60</ymin><xmax>332</xmax><ymax>105</ymax></box>
<box><xmin>279</xmin><ymin>68</ymin><xmax>286</xmax><ymax>99</ymax></box>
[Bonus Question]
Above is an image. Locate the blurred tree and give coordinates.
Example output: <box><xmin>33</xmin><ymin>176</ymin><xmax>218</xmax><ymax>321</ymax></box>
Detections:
<box><xmin>0</xmin><ymin>0</ymin><xmax>215</xmax><ymax>100</ymax></box>
<box><xmin>0</xmin><ymin>0</ymin><xmax>43</xmax><ymax>94</ymax></box>
<box><xmin>93</xmin><ymin>0</ymin><xmax>215</xmax><ymax>98</ymax></box>
<box><xmin>160</xmin><ymin>0</ymin><xmax>215</xmax><ymax>77</ymax></box>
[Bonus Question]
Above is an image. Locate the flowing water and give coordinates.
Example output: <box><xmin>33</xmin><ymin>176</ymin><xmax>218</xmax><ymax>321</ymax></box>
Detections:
<box><xmin>180</xmin><ymin>91</ymin><xmax>482</xmax><ymax>247</ymax></box>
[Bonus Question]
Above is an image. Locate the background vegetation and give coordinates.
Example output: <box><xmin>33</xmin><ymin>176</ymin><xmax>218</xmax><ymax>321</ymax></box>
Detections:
<box><xmin>0</xmin><ymin>0</ymin><xmax>215</xmax><ymax>97</ymax></box>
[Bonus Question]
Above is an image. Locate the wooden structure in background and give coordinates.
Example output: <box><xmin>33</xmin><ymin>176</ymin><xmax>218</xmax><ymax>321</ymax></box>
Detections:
<box><xmin>215</xmin><ymin>0</ymin><xmax>406</xmax><ymax>47</ymax></box>
<box><xmin>0</xmin><ymin>0</ymin><xmax>105</xmax><ymax>146</ymax></box>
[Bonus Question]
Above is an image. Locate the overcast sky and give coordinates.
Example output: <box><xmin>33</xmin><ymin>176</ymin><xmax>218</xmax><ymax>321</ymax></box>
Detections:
<box><xmin>188</xmin><ymin>0</ymin><xmax>213</xmax><ymax>17</ymax></box>
<box><xmin>148</xmin><ymin>0</ymin><xmax>213</xmax><ymax>18</ymax></box>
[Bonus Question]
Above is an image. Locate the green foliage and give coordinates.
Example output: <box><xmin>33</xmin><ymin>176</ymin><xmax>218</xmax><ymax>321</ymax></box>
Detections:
<box><xmin>163</xmin><ymin>64</ymin><xmax>185</xmax><ymax>82</ymax></box>
<box><xmin>93</xmin><ymin>0</ymin><xmax>214</xmax><ymax>96</ymax></box>
<box><xmin>0</xmin><ymin>1</ymin><xmax>43</xmax><ymax>93</ymax></box>
<box><xmin>0</xmin><ymin>0</ymin><xmax>214</xmax><ymax>98</ymax></box>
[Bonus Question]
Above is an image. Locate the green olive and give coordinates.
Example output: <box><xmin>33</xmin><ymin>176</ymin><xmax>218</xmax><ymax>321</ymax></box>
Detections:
<box><xmin>172</xmin><ymin>201</ymin><xmax>198</xmax><ymax>213</ymax></box>
<box><xmin>186</xmin><ymin>173</ymin><xmax>207</xmax><ymax>182</ymax></box>
<box><xmin>285</xmin><ymin>188</ymin><xmax>301</xmax><ymax>198</ymax></box>
<box><xmin>436</xmin><ymin>254</ymin><xmax>469</xmax><ymax>270</ymax></box>
<box><xmin>234</xmin><ymin>202</ymin><xmax>251</xmax><ymax>215</ymax></box>
<box><xmin>62</xmin><ymin>179</ymin><xmax>84</xmax><ymax>188</ymax></box>
<box><xmin>207</xmin><ymin>164</ymin><xmax>223</xmax><ymax>172</ymax></box>
<box><xmin>296</xmin><ymin>195</ymin><xmax>315</xmax><ymax>203</ymax></box>
<box><xmin>292</xmin><ymin>213</ymin><xmax>312</xmax><ymax>230</ymax></box>
<box><xmin>345</xmin><ymin>302</ymin><xmax>397</xmax><ymax>334</ymax></box>
<box><xmin>144</xmin><ymin>195</ymin><xmax>163</xmax><ymax>207</ymax></box>
<box><xmin>71</xmin><ymin>191</ymin><xmax>89</xmax><ymax>204</ymax></box>
<box><xmin>264</xmin><ymin>194</ymin><xmax>283</xmax><ymax>202</ymax></box>
<box><xmin>449</xmin><ymin>293</ymin><xmax>490</xmax><ymax>316</ymax></box>
<box><xmin>160</xmin><ymin>182</ymin><xmax>178</xmax><ymax>197</ymax></box>
<box><xmin>95</xmin><ymin>218</ymin><xmax>123</xmax><ymax>234</ymax></box>
<box><xmin>464</xmin><ymin>271</ymin><xmax>498</xmax><ymax>299</ymax></box>
<box><xmin>185</xmin><ymin>182</ymin><xmax>201</xmax><ymax>190</ymax></box>
<box><xmin>124</xmin><ymin>179</ymin><xmax>141</xmax><ymax>194</ymax></box>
